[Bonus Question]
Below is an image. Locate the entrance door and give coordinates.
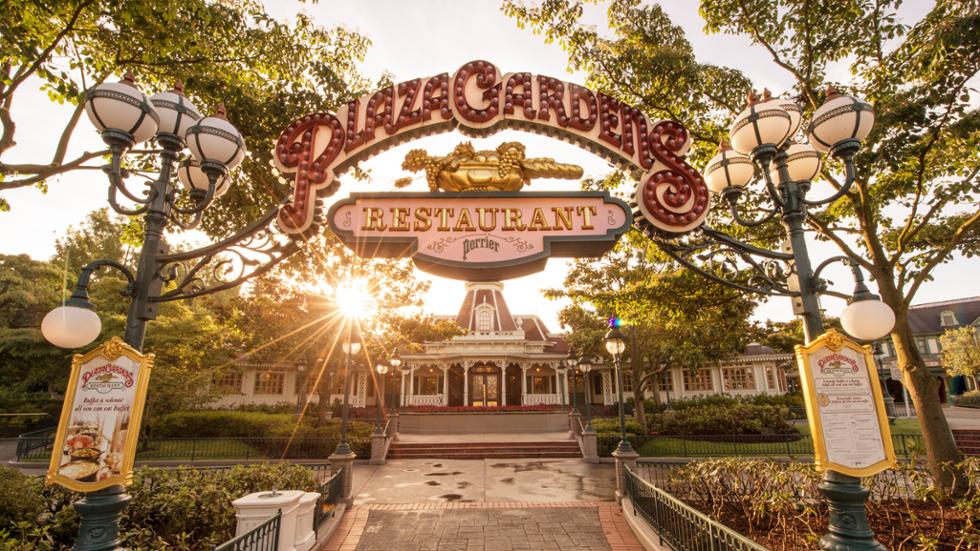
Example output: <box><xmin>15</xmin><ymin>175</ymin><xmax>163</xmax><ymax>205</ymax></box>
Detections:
<box><xmin>448</xmin><ymin>366</ymin><xmax>464</xmax><ymax>407</ymax></box>
<box><xmin>471</xmin><ymin>366</ymin><xmax>499</xmax><ymax>407</ymax></box>
<box><xmin>505</xmin><ymin>365</ymin><xmax>521</xmax><ymax>406</ymax></box>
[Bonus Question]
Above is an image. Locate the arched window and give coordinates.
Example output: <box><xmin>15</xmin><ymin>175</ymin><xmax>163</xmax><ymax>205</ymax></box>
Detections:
<box><xmin>476</xmin><ymin>306</ymin><xmax>494</xmax><ymax>332</ymax></box>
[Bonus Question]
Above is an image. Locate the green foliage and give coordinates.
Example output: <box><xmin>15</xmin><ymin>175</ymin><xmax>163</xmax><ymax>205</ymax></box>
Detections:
<box><xmin>652</xmin><ymin>403</ymin><xmax>797</xmax><ymax>436</ymax></box>
<box><xmin>505</xmin><ymin>0</ymin><xmax>979</xmax><ymax>486</ymax></box>
<box><xmin>588</xmin><ymin>416</ymin><xmax>643</xmax><ymax>435</ymax></box>
<box><xmin>0</xmin><ymin>0</ymin><xmax>370</xmax><ymax>232</ymax></box>
<box><xmin>659</xmin><ymin>457</ymin><xmax>980</xmax><ymax>549</ymax></box>
<box><xmin>952</xmin><ymin>390</ymin><xmax>980</xmax><ymax>409</ymax></box>
<box><xmin>940</xmin><ymin>327</ymin><xmax>980</xmax><ymax>379</ymax></box>
<box><xmin>647</xmin><ymin>392</ymin><xmax>804</xmax><ymax>413</ymax></box>
<box><xmin>147</xmin><ymin>410</ymin><xmax>375</xmax><ymax>457</ymax></box>
<box><xmin>0</xmin><ymin>463</ymin><xmax>317</xmax><ymax>550</ymax></box>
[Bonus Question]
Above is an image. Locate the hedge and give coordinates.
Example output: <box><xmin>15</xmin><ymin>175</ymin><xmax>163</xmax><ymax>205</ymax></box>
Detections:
<box><xmin>952</xmin><ymin>390</ymin><xmax>980</xmax><ymax>409</ymax></box>
<box><xmin>0</xmin><ymin>463</ymin><xmax>318</xmax><ymax>550</ymax></box>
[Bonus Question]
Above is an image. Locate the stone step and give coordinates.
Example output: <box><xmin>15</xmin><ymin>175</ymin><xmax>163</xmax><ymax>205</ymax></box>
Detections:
<box><xmin>952</xmin><ymin>429</ymin><xmax>980</xmax><ymax>436</ymax></box>
<box><xmin>391</xmin><ymin>441</ymin><xmax>578</xmax><ymax>450</ymax></box>
<box><xmin>387</xmin><ymin>450</ymin><xmax>583</xmax><ymax>459</ymax></box>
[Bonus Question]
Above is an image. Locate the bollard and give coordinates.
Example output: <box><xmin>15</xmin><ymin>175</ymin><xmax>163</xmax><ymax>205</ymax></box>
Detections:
<box><xmin>580</xmin><ymin>430</ymin><xmax>598</xmax><ymax>463</ymax></box>
<box><xmin>611</xmin><ymin>447</ymin><xmax>639</xmax><ymax>505</ymax></box>
<box><xmin>328</xmin><ymin>451</ymin><xmax>356</xmax><ymax>507</ymax></box>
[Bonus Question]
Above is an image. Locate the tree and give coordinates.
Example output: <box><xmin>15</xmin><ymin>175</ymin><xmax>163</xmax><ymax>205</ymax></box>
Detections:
<box><xmin>940</xmin><ymin>327</ymin><xmax>980</xmax><ymax>389</ymax></box>
<box><xmin>548</xmin><ymin>237</ymin><xmax>757</xmax><ymax>431</ymax></box>
<box><xmin>505</xmin><ymin>0</ymin><xmax>979</xmax><ymax>492</ymax></box>
<box><xmin>0</xmin><ymin>0</ymin><xmax>369</xmax><ymax>233</ymax></box>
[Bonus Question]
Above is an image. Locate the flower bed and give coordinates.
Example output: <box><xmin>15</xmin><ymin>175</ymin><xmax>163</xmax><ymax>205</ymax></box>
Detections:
<box><xmin>400</xmin><ymin>405</ymin><xmax>564</xmax><ymax>413</ymax></box>
<box><xmin>652</xmin><ymin>458</ymin><xmax>980</xmax><ymax>550</ymax></box>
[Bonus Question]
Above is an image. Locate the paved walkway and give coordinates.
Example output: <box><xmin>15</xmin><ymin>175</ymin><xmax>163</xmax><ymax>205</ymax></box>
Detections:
<box><xmin>325</xmin><ymin>459</ymin><xmax>639</xmax><ymax>551</ymax></box>
<box><xmin>352</xmin><ymin>459</ymin><xmax>616</xmax><ymax>505</ymax></box>
<box><xmin>323</xmin><ymin>502</ymin><xmax>641</xmax><ymax>551</ymax></box>
<box><xmin>944</xmin><ymin>406</ymin><xmax>980</xmax><ymax>429</ymax></box>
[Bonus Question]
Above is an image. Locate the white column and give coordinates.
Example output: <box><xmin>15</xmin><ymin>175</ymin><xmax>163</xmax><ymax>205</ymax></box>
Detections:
<box><xmin>441</xmin><ymin>365</ymin><xmax>449</xmax><ymax>406</ymax></box>
<box><xmin>501</xmin><ymin>365</ymin><xmax>507</xmax><ymax>406</ymax></box>
<box><xmin>463</xmin><ymin>365</ymin><xmax>470</xmax><ymax>405</ymax></box>
<box><xmin>408</xmin><ymin>366</ymin><xmax>416</xmax><ymax>406</ymax></box>
<box><xmin>562</xmin><ymin>370</ymin><xmax>569</xmax><ymax>405</ymax></box>
<box><xmin>520</xmin><ymin>364</ymin><xmax>528</xmax><ymax>405</ymax></box>
<box><xmin>400</xmin><ymin>371</ymin><xmax>407</xmax><ymax>408</ymax></box>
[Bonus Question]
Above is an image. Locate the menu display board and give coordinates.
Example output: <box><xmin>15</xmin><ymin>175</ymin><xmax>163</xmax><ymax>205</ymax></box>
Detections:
<box><xmin>795</xmin><ymin>329</ymin><xmax>896</xmax><ymax>477</ymax></box>
<box><xmin>47</xmin><ymin>337</ymin><xmax>153</xmax><ymax>492</ymax></box>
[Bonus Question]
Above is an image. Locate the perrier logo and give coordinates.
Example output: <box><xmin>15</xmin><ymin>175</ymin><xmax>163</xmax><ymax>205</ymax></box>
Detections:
<box><xmin>463</xmin><ymin>236</ymin><xmax>500</xmax><ymax>260</ymax></box>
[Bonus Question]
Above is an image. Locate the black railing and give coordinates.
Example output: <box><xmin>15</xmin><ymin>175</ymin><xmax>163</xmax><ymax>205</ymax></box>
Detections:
<box><xmin>213</xmin><ymin>509</ymin><xmax>281</xmax><ymax>551</ymax></box>
<box><xmin>15</xmin><ymin>435</ymin><xmax>364</xmax><ymax>462</ymax></box>
<box><xmin>597</xmin><ymin>433</ymin><xmax>925</xmax><ymax>459</ymax></box>
<box><xmin>624</xmin><ymin>464</ymin><xmax>768</xmax><ymax>551</ymax></box>
<box><xmin>314</xmin><ymin>466</ymin><xmax>345</xmax><ymax>531</ymax></box>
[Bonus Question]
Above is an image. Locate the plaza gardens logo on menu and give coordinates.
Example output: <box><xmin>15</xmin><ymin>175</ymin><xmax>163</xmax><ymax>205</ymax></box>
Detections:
<box><xmin>818</xmin><ymin>353</ymin><xmax>860</xmax><ymax>377</ymax></box>
<box><xmin>81</xmin><ymin>363</ymin><xmax>135</xmax><ymax>394</ymax></box>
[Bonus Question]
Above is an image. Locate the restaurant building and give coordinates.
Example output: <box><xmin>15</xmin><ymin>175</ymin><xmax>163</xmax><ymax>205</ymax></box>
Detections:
<box><xmin>211</xmin><ymin>281</ymin><xmax>794</xmax><ymax>409</ymax></box>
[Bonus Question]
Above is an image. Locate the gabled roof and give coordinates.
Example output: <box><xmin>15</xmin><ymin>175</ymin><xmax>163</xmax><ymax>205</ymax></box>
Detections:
<box><xmin>907</xmin><ymin>296</ymin><xmax>980</xmax><ymax>335</ymax></box>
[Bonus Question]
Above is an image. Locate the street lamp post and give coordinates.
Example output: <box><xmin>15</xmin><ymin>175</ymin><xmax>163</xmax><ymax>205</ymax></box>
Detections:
<box><xmin>653</xmin><ymin>86</ymin><xmax>897</xmax><ymax>550</ymax></box>
<box><xmin>604</xmin><ymin>323</ymin><xmax>633</xmax><ymax>455</ymax></box>
<box><xmin>577</xmin><ymin>357</ymin><xmax>594</xmax><ymax>432</ymax></box>
<box><xmin>566</xmin><ymin>353</ymin><xmax>579</xmax><ymax>414</ymax></box>
<box><xmin>389</xmin><ymin>350</ymin><xmax>402</xmax><ymax>412</ymax></box>
<box><xmin>39</xmin><ymin>74</ymin><xmax>255</xmax><ymax>551</ymax></box>
<box><xmin>873</xmin><ymin>343</ymin><xmax>897</xmax><ymax>420</ymax></box>
<box><xmin>295</xmin><ymin>359</ymin><xmax>308</xmax><ymax>415</ymax></box>
<box><xmin>374</xmin><ymin>363</ymin><xmax>388</xmax><ymax>433</ymax></box>
<box><xmin>336</xmin><ymin>324</ymin><xmax>361</xmax><ymax>456</ymax></box>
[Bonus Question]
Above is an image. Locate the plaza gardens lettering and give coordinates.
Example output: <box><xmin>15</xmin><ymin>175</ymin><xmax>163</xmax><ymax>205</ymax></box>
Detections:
<box><xmin>274</xmin><ymin>60</ymin><xmax>711</xmax><ymax>242</ymax></box>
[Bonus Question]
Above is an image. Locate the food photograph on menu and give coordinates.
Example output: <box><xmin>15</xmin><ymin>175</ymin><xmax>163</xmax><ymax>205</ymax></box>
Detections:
<box><xmin>47</xmin><ymin>337</ymin><xmax>152</xmax><ymax>492</ymax></box>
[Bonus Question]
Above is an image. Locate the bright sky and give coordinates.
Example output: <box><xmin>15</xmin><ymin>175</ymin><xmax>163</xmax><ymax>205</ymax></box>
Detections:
<box><xmin>0</xmin><ymin>0</ymin><xmax>976</xmax><ymax>331</ymax></box>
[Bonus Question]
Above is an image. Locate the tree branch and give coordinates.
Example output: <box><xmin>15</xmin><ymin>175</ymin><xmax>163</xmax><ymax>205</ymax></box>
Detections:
<box><xmin>905</xmin><ymin>210</ymin><xmax>980</xmax><ymax>303</ymax></box>
<box><xmin>0</xmin><ymin>149</ymin><xmax>108</xmax><ymax>189</ymax></box>
<box><xmin>2</xmin><ymin>0</ymin><xmax>96</xmax><ymax>101</ymax></box>
<box><xmin>806</xmin><ymin>214</ymin><xmax>874</xmax><ymax>271</ymax></box>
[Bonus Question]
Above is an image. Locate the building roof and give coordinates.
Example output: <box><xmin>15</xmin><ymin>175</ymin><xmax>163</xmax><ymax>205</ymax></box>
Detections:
<box><xmin>907</xmin><ymin>296</ymin><xmax>980</xmax><ymax>335</ymax></box>
<box><xmin>455</xmin><ymin>281</ymin><xmax>518</xmax><ymax>332</ymax></box>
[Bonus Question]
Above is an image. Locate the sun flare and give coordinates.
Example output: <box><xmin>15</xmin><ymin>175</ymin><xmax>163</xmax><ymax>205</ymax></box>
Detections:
<box><xmin>334</xmin><ymin>278</ymin><xmax>374</xmax><ymax>319</ymax></box>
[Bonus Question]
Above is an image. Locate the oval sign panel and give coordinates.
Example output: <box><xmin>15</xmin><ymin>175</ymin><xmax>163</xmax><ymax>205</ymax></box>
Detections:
<box><xmin>328</xmin><ymin>191</ymin><xmax>631</xmax><ymax>280</ymax></box>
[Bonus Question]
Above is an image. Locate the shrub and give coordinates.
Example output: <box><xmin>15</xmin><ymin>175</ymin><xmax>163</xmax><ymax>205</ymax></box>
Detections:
<box><xmin>0</xmin><ymin>463</ymin><xmax>318</xmax><ymax>550</ymax></box>
<box><xmin>589</xmin><ymin>416</ymin><xmax>643</xmax><ymax>435</ymax></box>
<box><xmin>657</xmin><ymin>457</ymin><xmax>980</xmax><ymax>550</ymax></box>
<box><xmin>952</xmin><ymin>390</ymin><xmax>980</xmax><ymax>409</ymax></box>
<box><xmin>147</xmin><ymin>410</ymin><xmax>297</xmax><ymax>438</ymax></box>
<box><xmin>651</xmin><ymin>403</ymin><xmax>796</xmax><ymax>436</ymax></box>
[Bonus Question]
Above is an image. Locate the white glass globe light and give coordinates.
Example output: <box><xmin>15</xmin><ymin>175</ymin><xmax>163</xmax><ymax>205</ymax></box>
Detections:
<box><xmin>841</xmin><ymin>299</ymin><xmax>896</xmax><ymax>341</ymax></box>
<box><xmin>177</xmin><ymin>159</ymin><xmax>231</xmax><ymax>197</ymax></box>
<box><xmin>186</xmin><ymin>105</ymin><xmax>247</xmax><ymax>169</ymax></box>
<box><xmin>149</xmin><ymin>83</ymin><xmax>202</xmax><ymax>138</ymax></box>
<box><xmin>704</xmin><ymin>143</ymin><xmax>754</xmax><ymax>193</ymax></box>
<box><xmin>729</xmin><ymin>90</ymin><xmax>793</xmax><ymax>154</ymax></box>
<box><xmin>807</xmin><ymin>88</ymin><xmax>875</xmax><ymax>153</ymax></box>
<box><xmin>84</xmin><ymin>74</ymin><xmax>160</xmax><ymax>144</ymax></box>
<box><xmin>376</xmin><ymin>363</ymin><xmax>388</xmax><ymax>375</ymax></box>
<box><xmin>41</xmin><ymin>305</ymin><xmax>102</xmax><ymax>349</ymax></box>
<box><xmin>768</xmin><ymin>142</ymin><xmax>823</xmax><ymax>183</ymax></box>
<box><xmin>779</xmin><ymin>99</ymin><xmax>803</xmax><ymax>137</ymax></box>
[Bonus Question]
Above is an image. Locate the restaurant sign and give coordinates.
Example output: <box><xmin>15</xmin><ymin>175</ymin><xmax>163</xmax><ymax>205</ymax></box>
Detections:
<box><xmin>274</xmin><ymin>59</ymin><xmax>710</xmax><ymax>240</ymax></box>
<box><xmin>329</xmin><ymin>190</ymin><xmax>631</xmax><ymax>280</ymax></box>
<box><xmin>47</xmin><ymin>337</ymin><xmax>153</xmax><ymax>492</ymax></box>
<box><xmin>795</xmin><ymin>329</ymin><xmax>896</xmax><ymax>477</ymax></box>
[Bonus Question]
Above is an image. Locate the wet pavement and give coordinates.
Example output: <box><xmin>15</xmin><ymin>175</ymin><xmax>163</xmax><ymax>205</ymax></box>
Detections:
<box><xmin>352</xmin><ymin>458</ymin><xmax>617</xmax><ymax>505</ymax></box>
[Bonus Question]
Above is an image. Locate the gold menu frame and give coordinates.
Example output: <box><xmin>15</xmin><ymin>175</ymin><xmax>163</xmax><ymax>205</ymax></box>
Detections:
<box><xmin>46</xmin><ymin>336</ymin><xmax>154</xmax><ymax>492</ymax></box>
<box><xmin>795</xmin><ymin>328</ymin><xmax>896</xmax><ymax>477</ymax></box>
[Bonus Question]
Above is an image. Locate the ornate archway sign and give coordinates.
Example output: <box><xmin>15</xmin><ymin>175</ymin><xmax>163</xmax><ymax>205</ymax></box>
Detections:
<box><xmin>273</xmin><ymin>60</ymin><xmax>710</xmax><ymax>278</ymax></box>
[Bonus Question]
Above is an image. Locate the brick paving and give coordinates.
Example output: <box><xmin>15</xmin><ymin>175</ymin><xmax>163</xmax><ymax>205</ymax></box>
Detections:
<box><xmin>322</xmin><ymin>502</ymin><xmax>643</xmax><ymax>551</ymax></box>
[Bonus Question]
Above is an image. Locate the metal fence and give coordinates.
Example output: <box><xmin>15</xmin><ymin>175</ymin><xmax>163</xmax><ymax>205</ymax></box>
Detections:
<box><xmin>314</xmin><ymin>466</ymin><xmax>345</xmax><ymax>531</ymax></box>
<box><xmin>15</xmin><ymin>433</ymin><xmax>351</xmax><ymax>462</ymax></box>
<box><xmin>597</xmin><ymin>433</ymin><xmax>925</xmax><ymax>459</ymax></box>
<box><xmin>213</xmin><ymin>509</ymin><xmax>281</xmax><ymax>551</ymax></box>
<box><xmin>624</xmin><ymin>464</ymin><xmax>769</xmax><ymax>551</ymax></box>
